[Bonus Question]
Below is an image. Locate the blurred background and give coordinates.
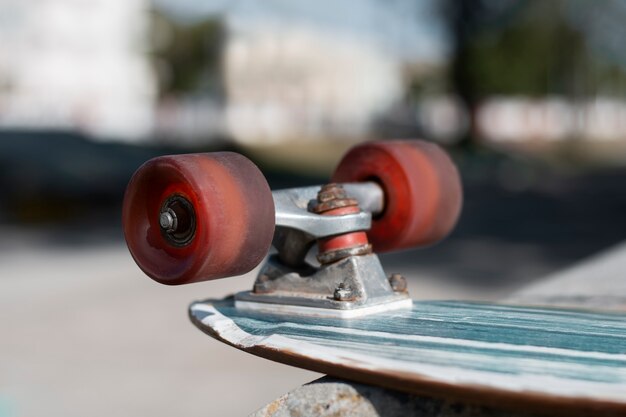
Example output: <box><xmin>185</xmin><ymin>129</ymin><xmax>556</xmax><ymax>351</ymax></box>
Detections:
<box><xmin>1</xmin><ymin>0</ymin><xmax>626</xmax><ymax>416</ymax></box>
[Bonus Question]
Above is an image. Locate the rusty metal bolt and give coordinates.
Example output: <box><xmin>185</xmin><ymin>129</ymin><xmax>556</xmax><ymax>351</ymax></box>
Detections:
<box><xmin>317</xmin><ymin>183</ymin><xmax>347</xmax><ymax>201</ymax></box>
<box><xmin>253</xmin><ymin>274</ymin><xmax>271</xmax><ymax>294</ymax></box>
<box><xmin>310</xmin><ymin>183</ymin><xmax>359</xmax><ymax>214</ymax></box>
<box><xmin>388</xmin><ymin>273</ymin><xmax>407</xmax><ymax>292</ymax></box>
<box><xmin>333</xmin><ymin>283</ymin><xmax>354</xmax><ymax>301</ymax></box>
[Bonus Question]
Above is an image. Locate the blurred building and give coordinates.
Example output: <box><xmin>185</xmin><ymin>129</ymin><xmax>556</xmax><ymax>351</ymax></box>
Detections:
<box><xmin>224</xmin><ymin>28</ymin><xmax>403</xmax><ymax>144</ymax></box>
<box><xmin>152</xmin><ymin>0</ymin><xmax>447</xmax><ymax>145</ymax></box>
<box><xmin>478</xmin><ymin>97</ymin><xmax>626</xmax><ymax>144</ymax></box>
<box><xmin>222</xmin><ymin>1</ymin><xmax>446</xmax><ymax>144</ymax></box>
<box><xmin>0</xmin><ymin>0</ymin><xmax>156</xmax><ymax>140</ymax></box>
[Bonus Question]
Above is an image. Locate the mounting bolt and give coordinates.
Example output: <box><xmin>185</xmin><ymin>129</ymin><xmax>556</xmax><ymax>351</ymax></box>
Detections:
<box><xmin>333</xmin><ymin>283</ymin><xmax>353</xmax><ymax>301</ymax></box>
<box><xmin>253</xmin><ymin>274</ymin><xmax>271</xmax><ymax>294</ymax></box>
<box><xmin>388</xmin><ymin>273</ymin><xmax>407</xmax><ymax>292</ymax></box>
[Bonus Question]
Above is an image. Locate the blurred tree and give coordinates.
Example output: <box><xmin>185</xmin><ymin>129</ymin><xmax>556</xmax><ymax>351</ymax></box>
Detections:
<box><xmin>563</xmin><ymin>0</ymin><xmax>626</xmax><ymax>96</ymax></box>
<box><xmin>150</xmin><ymin>10</ymin><xmax>225</xmax><ymax>98</ymax></box>
<box><xmin>439</xmin><ymin>0</ymin><xmax>626</xmax><ymax>144</ymax></box>
<box><xmin>440</xmin><ymin>0</ymin><xmax>526</xmax><ymax>144</ymax></box>
<box><xmin>455</xmin><ymin>2</ymin><xmax>589</xmax><ymax>97</ymax></box>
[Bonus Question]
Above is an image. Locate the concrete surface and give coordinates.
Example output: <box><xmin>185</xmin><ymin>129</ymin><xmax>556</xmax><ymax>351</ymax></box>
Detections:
<box><xmin>0</xmin><ymin>242</ymin><xmax>319</xmax><ymax>417</ymax></box>
<box><xmin>251</xmin><ymin>377</ymin><xmax>543</xmax><ymax>417</ymax></box>
<box><xmin>507</xmin><ymin>241</ymin><xmax>626</xmax><ymax>310</ymax></box>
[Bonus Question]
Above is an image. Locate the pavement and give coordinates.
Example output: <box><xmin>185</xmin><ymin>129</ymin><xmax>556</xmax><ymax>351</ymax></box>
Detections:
<box><xmin>0</xmin><ymin>240</ymin><xmax>318</xmax><ymax>417</ymax></box>
<box><xmin>507</xmin><ymin>241</ymin><xmax>626</xmax><ymax>310</ymax></box>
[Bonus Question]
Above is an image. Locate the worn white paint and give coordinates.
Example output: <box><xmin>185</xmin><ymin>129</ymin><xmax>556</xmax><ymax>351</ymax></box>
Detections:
<box><xmin>234</xmin><ymin>298</ymin><xmax>413</xmax><ymax>318</ymax></box>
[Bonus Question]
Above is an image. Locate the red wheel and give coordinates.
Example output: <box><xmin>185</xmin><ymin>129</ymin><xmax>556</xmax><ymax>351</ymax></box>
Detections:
<box><xmin>332</xmin><ymin>140</ymin><xmax>462</xmax><ymax>252</ymax></box>
<box><xmin>122</xmin><ymin>152</ymin><xmax>275</xmax><ymax>285</ymax></box>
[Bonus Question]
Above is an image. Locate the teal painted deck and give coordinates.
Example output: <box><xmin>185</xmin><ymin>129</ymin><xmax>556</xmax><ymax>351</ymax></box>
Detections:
<box><xmin>189</xmin><ymin>299</ymin><xmax>626</xmax><ymax>408</ymax></box>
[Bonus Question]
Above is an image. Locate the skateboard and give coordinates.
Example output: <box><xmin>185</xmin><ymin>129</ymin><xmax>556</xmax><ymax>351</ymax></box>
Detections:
<box><xmin>122</xmin><ymin>140</ymin><xmax>626</xmax><ymax>415</ymax></box>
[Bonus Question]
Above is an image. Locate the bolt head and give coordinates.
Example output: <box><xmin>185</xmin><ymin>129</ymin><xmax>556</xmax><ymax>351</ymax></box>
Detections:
<box><xmin>317</xmin><ymin>183</ymin><xmax>347</xmax><ymax>202</ymax></box>
<box><xmin>159</xmin><ymin>210</ymin><xmax>176</xmax><ymax>232</ymax></box>
<box><xmin>333</xmin><ymin>283</ymin><xmax>353</xmax><ymax>301</ymax></box>
<box><xmin>388</xmin><ymin>274</ymin><xmax>407</xmax><ymax>292</ymax></box>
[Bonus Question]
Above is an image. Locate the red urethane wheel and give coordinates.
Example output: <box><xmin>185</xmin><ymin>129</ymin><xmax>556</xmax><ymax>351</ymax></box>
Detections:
<box><xmin>122</xmin><ymin>152</ymin><xmax>275</xmax><ymax>285</ymax></box>
<box><xmin>332</xmin><ymin>140</ymin><xmax>462</xmax><ymax>252</ymax></box>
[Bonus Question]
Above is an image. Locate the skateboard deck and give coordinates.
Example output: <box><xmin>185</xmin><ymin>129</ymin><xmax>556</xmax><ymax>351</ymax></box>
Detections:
<box><xmin>190</xmin><ymin>298</ymin><xmax>626</xmax><ymax>414</ymax></box>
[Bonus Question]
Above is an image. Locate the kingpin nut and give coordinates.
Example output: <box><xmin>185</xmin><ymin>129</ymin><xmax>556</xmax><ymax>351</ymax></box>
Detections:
<box><xmin>311</xmin><ymin>183</ymin><xmax>358</xmax><ymax>214</ymax></box>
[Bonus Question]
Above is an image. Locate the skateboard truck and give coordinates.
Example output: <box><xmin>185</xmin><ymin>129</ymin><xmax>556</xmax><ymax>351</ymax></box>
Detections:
<box><xmin>123</xmin><ymin>140</ymin><xmax>462</xmax><ymax>317</ymax></box>
<box><xmin>235</xmin><ymin>182</ymin><xmax>412</xmax><ymax>317</ymax></box>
